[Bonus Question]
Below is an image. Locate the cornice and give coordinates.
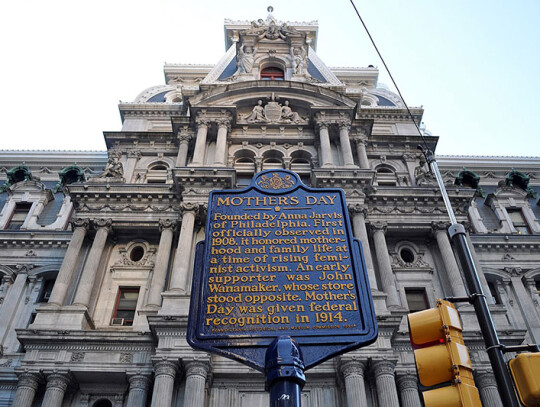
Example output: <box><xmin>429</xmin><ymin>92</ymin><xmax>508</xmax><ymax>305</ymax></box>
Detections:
<box><xmin>103</xmin><ymin>131</ymin><xmax>177</xmax><ymax>149</ymax></box>
<box><xmin>118</xmin><ymin>103</ymin><xmax>183</xmax><ymax>122</ymax></box>
<box><xmin>357</xmin><ymin>106</ymin><xmax>423</xmax><ymax>122</ymax></box>
<box><xmin>68</xmin><ymin>184</ymin><xmax>180</xmax><ymax>217</ymax></box>
<box><xmin>365</xmin><ymin>187</ymin><xmax>473</xmax><ymax>222</ymax></box>
<box><xmin>0</xmin><ymin>151</ymin><xmax>107</xmax><ymax>170</ymax></box>
<box><xmin>310</xmin><ymin>168</ymin><xmax>374</xmax><ymax>189</ymax></box>
<box><xmin>172</xmin><ymin>168</ymin><xmax>236</xmax><ymax>191</ymax></box>
<box><xmin>0</xmin><ymin>231</ymin><xmax>72</xmax><ymax>248</ymax></box>
<box><xmin>471</xmin><ymin>234</ymin><xmax>540</xmax><ymax>252</ymax></box>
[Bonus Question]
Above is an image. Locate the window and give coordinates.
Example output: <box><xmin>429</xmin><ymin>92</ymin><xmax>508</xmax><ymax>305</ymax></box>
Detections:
<box><xmin>399</xmin><ymin>248</ymin><xmax>415</xmax><ymax>264</ymax></box>
<box><xmin>147</xmin><ymin>164</ymin><xmax>169</xmax><ymax>184</ymax></box>
<box><xmin>260</xmin><ymin>67</ymin><xmax>284</xmax><ymax>81</ymax></box>
<box><xmin>7</xmin><ymin>202</ymin><xmax>32</xmax><ymax>230</ymax></box>
<box><xmin>507</xmin><ymin>209</ymin><xmax>530</xmax><ymax>234</ymax></box>
<box><xmin>112</xmin><ymin>287</ymin><xmax>140</xmax><ymax>326</ymax></box>
<box><xmin>375</xmin><ymin>167</ymin><xmax>397</xmax><ymax>186</ymax></box>
<box><xmin>405</xmin><ymin>288</ymin><xmax>429</xmax><ymax>313</ymax></box>
<box><xmin>488</xmin><ymin>281</ymin><xmax>502</xmax><ymax>304</ymax></box>
<box><xmin>38</xmin><ymin>279</ymin><xmax>55</xmax><ymax>303</ymax></box>
<box><xmin>236</xmin><ymin>174</ymin><xmax>253</xmax><ymax>187</ymax></box>
<box><xmin>262</xmin><ymin>158</ymin><xmax>283</xmax><ymax>170</ymax></box>
<box><xmin>129</xmin><ymin>245</ymin><xmax>145</xmax><ymax>262</ymax></box>
<box><xmin>535</xmin><ymin>280</ymin><xmax>540</xmax><ymax>295</ymax></box>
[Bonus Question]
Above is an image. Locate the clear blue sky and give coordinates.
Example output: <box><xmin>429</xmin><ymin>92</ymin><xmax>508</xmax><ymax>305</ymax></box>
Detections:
<box><xmin>1</xmin><ymin>0</ymin><xmax>538</xmax><ymax>157</ymax></box>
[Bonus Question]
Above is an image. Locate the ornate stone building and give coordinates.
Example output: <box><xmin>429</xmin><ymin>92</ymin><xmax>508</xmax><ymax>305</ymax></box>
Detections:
<box><xmin>0</xmin><ymin>11</ymin><xmax>539</xmax><ymax>407</ymax></box>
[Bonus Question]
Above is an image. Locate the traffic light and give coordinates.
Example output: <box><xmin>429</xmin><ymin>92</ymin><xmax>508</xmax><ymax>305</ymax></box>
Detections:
<box><xmin>408</xmin><ymin>299</ymin><xmax>482</xmax><ymax>407</ymax></box>
<box><xmin>509</xmin><ymin>352</ymin><xmax>540</xmax><ymax>407</ymax></box>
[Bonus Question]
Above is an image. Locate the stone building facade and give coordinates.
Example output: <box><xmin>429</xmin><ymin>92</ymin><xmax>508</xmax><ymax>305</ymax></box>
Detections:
<box><xmin>0</xmin><ymin>12</ymin><xmax>539</xmax><ymax>407</ymax></box>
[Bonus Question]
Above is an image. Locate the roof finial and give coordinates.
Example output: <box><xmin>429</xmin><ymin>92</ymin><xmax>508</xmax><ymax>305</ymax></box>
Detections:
<box><xmin>267</xmin><ymin>6</ymin><xmax>274</xmax><ymax>13</ymax></box>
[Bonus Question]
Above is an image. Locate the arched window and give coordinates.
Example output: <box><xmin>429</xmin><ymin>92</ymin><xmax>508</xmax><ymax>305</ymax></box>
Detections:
<box><xmin>260</xmin><ymin>67</ymin><xmax>284</xmax><ymax>81</ymax></box>
<box><xmin>93</xmin><ymin>399</ymin><xmax>113</xmax><ymax>407</ymax></box>
<box><xmin>146</xmin><ymin>163</ymin><xmax>169</xmax><ymax>184</ymax></box>
<box><xmin>234</xmin><ymin>151</ymin><xmax>256</xmax><ymax>187</ymax></box>
<box><xmin>375</xmin><ymin>166</ymin><xmax>398</xmax><ymax>186</ymax></box>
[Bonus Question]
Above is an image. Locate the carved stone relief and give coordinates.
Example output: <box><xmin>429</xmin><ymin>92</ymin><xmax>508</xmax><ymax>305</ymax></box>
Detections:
<box><xmin>241</xmin><ymin>98</ymin><xmax>306</xmax><ymax>124</ymax></box>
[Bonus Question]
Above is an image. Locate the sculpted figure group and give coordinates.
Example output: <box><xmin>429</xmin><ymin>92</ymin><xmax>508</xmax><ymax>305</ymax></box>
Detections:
<box><xmin>244</xmin><ymin>100</ymin><xmax>305</xmax><ymax>124</ymax></box>
<box><xmin>233</xmin><ymin>17</ymin><xmax>310</xmax><ymax>79</ymax></box>
<box><xmin>414</xmin><ymin>157</ymin><xmax>436</xmax><ymax>186</ymax></box>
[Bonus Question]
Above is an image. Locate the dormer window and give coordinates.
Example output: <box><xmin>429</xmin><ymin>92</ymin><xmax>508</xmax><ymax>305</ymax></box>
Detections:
<box><xmin>7</xmin><ymin>202</ymin><xmax>32</xmax><ymax>230</ymax></box>
<box><xmin>260</xmin><ymin>67</ymin><xmax>284</xmax><ymax>81</ymax></box>
<box><xmin>507</xmin><ymin>208</ymin><xmax>531</xmax><ymax>235</ymax></box>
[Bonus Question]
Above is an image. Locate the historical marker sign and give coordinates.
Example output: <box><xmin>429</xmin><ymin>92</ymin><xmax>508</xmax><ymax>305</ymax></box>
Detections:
<box><xmin>188</xmin><ymin>169</ymin><xmax>377</xmax><ymax>371</ymax></box>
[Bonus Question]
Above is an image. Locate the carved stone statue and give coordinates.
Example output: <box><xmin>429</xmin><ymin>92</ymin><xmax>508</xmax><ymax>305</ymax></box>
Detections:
<box><xmin>414</xmin><ymin>157</ymin><xmax>436</xmax><ymax>186</ymax></box>
<box><xmin>291</xmin><ymin>46</ymin><xmax>307</xmax><ymax>76</ymax></box>
<box><xmin>280</xmin><ymin>101</ymin><xmax>303</xmax><ymax>123</ymax></box>
<box><xmin>245</xmin><ymin>19</ymin><xmax>266</xmax><ymax>35</ymax></box>
<box><xmin>244</xmin><ymin>100</ymin><xmax>266</xmax><ymax>122</ymax></box>
<box><xmin>99</xmin><ymin>156</ymin><xmax>124</xmax><ymax>178</ymax></box>
<box><xmin>260</xmin><ymin>20</ymin><xmax>281</xmax><ymax>40</ymax></box>
<box><xmin>235</xmin><ymin>43</ymin><xmax>256</xmax><ymax>75</ymax></box>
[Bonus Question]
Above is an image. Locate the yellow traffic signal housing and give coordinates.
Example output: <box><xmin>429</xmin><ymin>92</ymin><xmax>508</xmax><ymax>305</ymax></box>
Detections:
<box><xmin>509</xmin><ymin>352</ymin><xmax>540</xmax><ymax>407</ymax></box>
<box><xmin>408</xmin><ymin>299</ymin><xmax>482</xmax><ymax>407</ymax></box>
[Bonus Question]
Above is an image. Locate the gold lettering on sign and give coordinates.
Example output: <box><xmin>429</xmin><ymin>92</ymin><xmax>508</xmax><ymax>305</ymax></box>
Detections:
<box><xmin>205</xmin><ymin>193</ymin><xmax>360</xmax><ymax>334</ymax></box>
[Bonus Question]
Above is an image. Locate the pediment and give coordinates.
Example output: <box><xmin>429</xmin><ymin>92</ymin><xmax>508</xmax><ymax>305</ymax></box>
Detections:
<box><xmin>190</xmin><ymin>81</ymin><xmax>356</xmax><ymax>109</ymax></box>
<box><xmin>10</xmin><ymin>180</ymin><xmax>47</xmax><ymax>192</ymax></box>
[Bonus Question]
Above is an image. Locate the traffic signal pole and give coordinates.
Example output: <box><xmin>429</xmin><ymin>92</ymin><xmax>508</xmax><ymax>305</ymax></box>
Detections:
<box><xmin>424</xmin><ymin>149</ymin><xmax>521</xmax><ymax>407</ymax></box>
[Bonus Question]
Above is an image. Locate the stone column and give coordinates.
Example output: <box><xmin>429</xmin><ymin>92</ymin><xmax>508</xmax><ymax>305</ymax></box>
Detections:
<box><xmin>48</xmin><ymin>218</ymin><xmax>89</xmax><ymax>306</ymax></box>
<box><xmin>150</xmin><ymin>360</ymin><xmax>178</xmax><ymax>407</ymax></box>
<box><xmin>190</xmin><ymin>118</ymin><xmax>209</xmax><ymax>167</ymax></box>
<box><xmin>169</xmin><ymin>206</ymin><xmax>197</xmax><ymax>292</ymax></box>
<box><xmin>317</xmin><ymin>122</ymin><xmax>333</xmax><ymax>167</ymax></box>
<box><xmin>432</xmin><ymin>222</ymin><xmax>467</xmax><ymax>298</ymax></box>
<box><xmin>146</xmin><ymin>219</ymin><xmax>176</xmax><ymax>307</ymax></box>
<box><xmin>0</xmin><ymin>271</ymin><xmax>27</xmax><ymax>344</ymax></box>
<box><xmin>354</xmin><ymin>135</ymin><xmax>370</xmax><ymax>169</ymax></box>
<box><xmin>214</xmin><ymin>118</ymin><xmax>231</xmax><ymax>167</ymax></box>
<box><xmin>338</xmin><ymin>121</ymin><xmax>355</xmax><ymax>167</ymax></box>
<box><xmin>42</xmin><ymin>373</ymin><xmax>70</xmax><ymax>407</ymax></box>
<box><xmin>13</xmin><ymin>372</ymin><xmax>41</xmax><ymax>407</ymax></box>
<box><xmin>371</xmin><ymin>222</ymin><xmax>400</xmax><ymax>307</ymax></box>
<box><xmin>465</xmin><ymin>232</ymin><xmax>491</xmax><ymax>297</ymax></box>
<box><xmin>176</xmin><ymin>131</ymin><xmax>192</xmax><ymax>167</ymax></box>
<box><xmin>340</xmin><ymin>360</ymin><xmax>368</xmax><ymax>407</ymax></box>
<box><xmin>183</xmin><ymin>361</ymin><xmax>210</xmax><ymax>407</ymax></box>
<box><xmin>126</xmin><ymin>374</ymin><xmax>151</xmax><ymax>407</ymax></box>
<box><xmin>476</xmin><ymin>372</ymin><xmax>503</xmax><ymax>407</ymax></box>
<box><xmin>72</xmin><ymin>219</ymin><xmax>112</xmax><ymax>308</ymax></box>
<box><xmin>372</xmin><ymin>360</ymin><xmax>400</xmax><ymax>407</ymax></box>
<box><xmin>396</xmin><ymin>373</ymin><xmax>422</xmax><ymax>407</ymax></box>
<box><xmin>510</xmin><ymin>271</ymin><xmax>540</xmax><ymax>343</ymax></box>
<box><xmin>350</xmin><ymin>207</ymin><xmax>377</xmax><ymax>289</ymax></box>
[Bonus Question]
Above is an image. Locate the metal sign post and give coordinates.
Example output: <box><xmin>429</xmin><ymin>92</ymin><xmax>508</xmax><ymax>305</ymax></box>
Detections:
<box><xmin>424</xmin><ymin>149</ymin><xmax>521</xmax><ymax>407</ymax></box>
<box><xmin>188</xmin><ymin>169</ymin><xmax>378</xmax><ymax>406</ymax></box>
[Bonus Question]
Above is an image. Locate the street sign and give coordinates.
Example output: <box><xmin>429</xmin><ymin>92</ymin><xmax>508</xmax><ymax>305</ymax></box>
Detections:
<box><xmin>188</xmin><ymin>169</ymin><xmax>377</xmax><ymax>371</ymax></box>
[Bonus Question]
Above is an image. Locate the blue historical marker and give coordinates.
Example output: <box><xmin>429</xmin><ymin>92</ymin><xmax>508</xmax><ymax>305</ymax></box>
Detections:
<box><xmin>188</xmin><ymin>169</ymin><xmax>377</xmax><ymax>405</ymax></box>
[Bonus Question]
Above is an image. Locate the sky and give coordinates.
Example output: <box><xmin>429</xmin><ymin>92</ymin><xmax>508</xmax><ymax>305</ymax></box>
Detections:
<box><xmin>1</xmin><ymin>0</ymin><xmax>539</xmax><ymax>157</ymax></box>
